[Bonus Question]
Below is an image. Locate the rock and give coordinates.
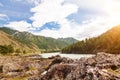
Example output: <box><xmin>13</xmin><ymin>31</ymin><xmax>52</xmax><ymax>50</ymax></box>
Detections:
<box><xmin>86</xmin><ymin>58</ymin><xmax>96</xmax><ymax>66</ymax></box>
<box><xmin>26</xmin><ymin>54</ymin><xmax>42</xmax><ymax>60</ymax></box>
<box><xmin>41</xmin><ymin>64</ymin><xmax>76</xmax><ymax>80</ymax></box>
<box><xmin>6</xmin><ymin>72</ymin><xmax>22</xmax><ymax>77</ymax></box>
<box><xmin>26</xmin><ymin>69</ymin><xmax>39</xmax><ymax>76</ymax></box>
<box><xmin>3</xmin><ymin>63</ymin><xmax>23</xmax><ymax>73</ymax></box>
<box><xmin>39</xmin><ymin>52</ymin><xmax>120</xmax><ymax>80</ymax></box>
<box><xmin>48</xmin><ymin>55</ymin><xmax>61</xmax><ymax>59</ymax></box>
<box><xmin>0</xmin><ymin>55</ymin><xmax>54</xmax><ymax>79</ymax></box>
<box><xmin>0</xmin><ymin>65</ymin><xmax>3</xmax><ymax>73</ymax></box>
<box><xmin>1</xmin><ymin>53</ymin><xmax>120</xmax><ymax>80</ymax></box>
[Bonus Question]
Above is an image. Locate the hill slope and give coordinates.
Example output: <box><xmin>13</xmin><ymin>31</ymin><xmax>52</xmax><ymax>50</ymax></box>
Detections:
<box><xmin>62</xmin><ymin>25</ymin><xmax>120</xmax><ymax>54</ymax></box>
<box><xmin>0</xmin><ymin>30</ymin><xmax>39</xmax><ymax>53</ymax></box>
<box><xmin>0</xmin><ymin>27</ymin><xmax>77</xmax><ymax>53</ymax></box>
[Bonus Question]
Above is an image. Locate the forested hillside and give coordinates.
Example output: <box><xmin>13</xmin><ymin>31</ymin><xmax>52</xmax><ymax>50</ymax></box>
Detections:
<box><xmin>62</xmin><ymin>25</ymin><xmax>120</xmax><ymax>54</ymax></box>
<box><xmin>0</xmin><ymin>27</ymin><xmax>77</xmax><ymax>54</ymax></box>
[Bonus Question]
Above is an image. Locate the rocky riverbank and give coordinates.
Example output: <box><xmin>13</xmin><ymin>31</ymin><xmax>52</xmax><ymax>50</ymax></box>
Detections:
<box><xmin>0</xmin><ymin>52</ymin><xmax>120</xmax><ymax>80</ymax></box>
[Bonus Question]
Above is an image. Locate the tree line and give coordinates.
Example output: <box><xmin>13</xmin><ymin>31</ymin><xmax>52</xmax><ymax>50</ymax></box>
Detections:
<box><xmin>62</xmin><ymin>26</ymin><xmax>120</xmax><ymax>54</ymax></box>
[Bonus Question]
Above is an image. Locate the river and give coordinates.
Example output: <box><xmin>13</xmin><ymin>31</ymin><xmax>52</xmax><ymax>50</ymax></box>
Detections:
<box><xmin>40</xmin><ymin>52</ymin><xmax>94</xmax><ymax>59</ymax></box>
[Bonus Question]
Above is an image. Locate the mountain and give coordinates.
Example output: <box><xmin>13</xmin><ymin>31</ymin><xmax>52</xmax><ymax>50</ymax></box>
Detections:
<box><xmin>0</xmin><ymin>27</ymin><xmax>77</xmax><ymax>53</ymax></box>
<box><xmin>0</xmin><ymin>30</ymin><xmax>39</xmax><ymax>54</ymax></box>
<box><xmin>62</xmin><ymin>25</ymin><xmax>120</xmax><ymax>54</ymax></box>
<box><xmin>57</xmin><ymin>37</ymin><xmax>78</xmax><ymax>44</ymax></box>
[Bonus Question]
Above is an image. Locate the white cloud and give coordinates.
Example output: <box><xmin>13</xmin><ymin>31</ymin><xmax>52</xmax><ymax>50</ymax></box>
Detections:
<box><xmin>30</xmin><ymin>0</ymin><xmax>78</xmax><ymax>27</ymax></box>
<box><xmin>3</xmin><ymin>0</ymin><xmax>120</xmax><ymax>40</ymax></box>
<box><xmin>31</xmin><ymin>0</ymin><xmax>120</xmax><ymax>40</ymax></box>
<box><xmin>65</xmin><ymin>0</ymin><xmax>116</xmax><ymax>13</ymax></box>
<box><xmin>76</xmin><ymin>17</ymin><xmax>120</xmax><ymax>40</ymax></box>
<box><xmin>13</xmin><ymin>0</ymin><xmax>41</xmax><ymax>5</ymax></box>
<box><xmin>66</xmin><ymin>0</ymin><xmax>120</xmax><ymax>17</ymax></box>
<box><xmin>26</xmin><ymin>0</ymin><xmax>41</xmax><ymax>5</ymax></box>
<box><xmin>76</xmin><ymin>0</ymin><xmax>120</xmax><ymax>40</ymax></box>
<box><xmin>4</xmin><ymin>21</ymin><xmax>32</xmax><ymax>31</ymax></box>
<box><xmin>0</xmin><ymin>14</ymin><xmax>9</xmax><ymax>21</ymax></box>
<box><xmin>33</xmin><ymin>19</ymin><xmax>81</xmax><ymax>38</ymax></box>
<box><xmin>30</xmin><ymin>0</ymin><xmax>80</xmax><ymax>38</ymax></box>
<box><xmin>65</xmin><ymin>0</ymin><xmax>104</xmax><ymax>10</ymax></box>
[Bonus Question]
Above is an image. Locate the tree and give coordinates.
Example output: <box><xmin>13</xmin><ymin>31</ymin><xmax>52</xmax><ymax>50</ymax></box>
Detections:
<box><xmin>0</xmin><ymin>45</ymin><xmax>8</xmax><ymax>54</ymax></box>
<box><xmin>15</xmin><ymin>49</ymin><xmax>21</xmax><ymax>53</ymax></box>
<box><xmin>7</xmin><ymin>44</ymin><xmax>14</xmax><ymax>53</ymax></box>
<box><xmin>0</xmin><ymin>45</ymin><xmax>14</xmax><ymax>55</ymax></box>
<box><xmin>23</xmin><ymin>50</ymin><xmax>26</xmax><ymax>54</ymax></box>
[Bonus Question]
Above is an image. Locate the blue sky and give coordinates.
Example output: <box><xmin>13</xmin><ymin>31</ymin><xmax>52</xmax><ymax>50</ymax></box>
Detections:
<box><xmin>0</xmin><ymin>0</ymin><xmax>120</xmax><ymax>40</ymax></box>
<box><xmin>0</xmin><ymin>0</ymin><xmax>33</xmax><ymax>24</ymax></box>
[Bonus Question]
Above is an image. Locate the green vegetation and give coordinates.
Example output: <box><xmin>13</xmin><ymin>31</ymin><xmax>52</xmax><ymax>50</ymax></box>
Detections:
<box><xmin>0</xmin><ymin>45</ymin><xmax>14</xmax><ymax>55</ymax></box>
<box><xmin>57</xmin><ymin>37</ymin><xmax>78</xmax><ymax>44</ymax></box>
<box><xmin>0</xmin><ymin>27</ymin><xmax>77</xmax><ymax>54</ymax></box>
<box><xmin>62</xmin><ymin>25</ymin><xmax>120</xmax><ymax>54</ymax></box>
<box><xmin>12</xmin><ymin>32</ymin><xmax>69</xmax><ymax>50</ymax></box>
<box><xmin>0</xmin><ymin>30</ymin><xmax>39</xmax><ymax>54</ymax></box>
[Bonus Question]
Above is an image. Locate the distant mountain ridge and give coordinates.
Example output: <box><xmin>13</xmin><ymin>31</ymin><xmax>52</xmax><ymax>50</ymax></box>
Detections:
<box><xmin>0</xmin><ymin>27</ymin><xmax>78</xmax><ymax>54</ymax></box>
<box><xmin>62</xmin><ymin>25</ymin><xmax>120</xmax><ymax>54</ymax></box>
<box><xmin>57</xmin><ymin>38</ymin><xmax>78</xmax><ymax>44</ymax></box>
